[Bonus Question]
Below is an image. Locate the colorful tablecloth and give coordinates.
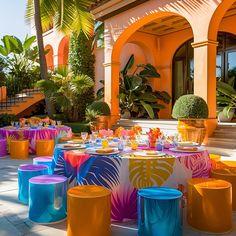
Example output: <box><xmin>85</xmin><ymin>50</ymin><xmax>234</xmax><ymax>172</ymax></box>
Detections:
<box><xmin>0</xmin><ymin>126</ymin><xmax>72</xmax><ymax>153</ymax></box>
<box><xmin>52</xmin><ymin>148</ymin><xmax>211</xmax><ymax>222</ymax></box>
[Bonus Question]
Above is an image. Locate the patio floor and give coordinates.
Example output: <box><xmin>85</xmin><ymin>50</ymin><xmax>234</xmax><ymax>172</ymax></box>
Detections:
<box><xmin>0</xmin><ymin>157</ymin><xmax>236</xmax><ymax>236</ymax></box>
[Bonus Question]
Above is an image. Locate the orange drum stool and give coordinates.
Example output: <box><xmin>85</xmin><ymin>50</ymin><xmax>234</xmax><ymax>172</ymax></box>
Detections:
<box><xmin>187</xmin><ymin>178</ymin><xmax>232</xmax><ymax>234</ymax></box>
<box><xmin>67</xmin><ymin>185</ymin><xmax>111</xmax><ymax>236</ymax></box>
<box><xmin>209</xmin><ymin>154</ymin><xmax>221</xmax><ymax>169</ymax></box>
<box><xmin>10</xmin><ymin>140</ymin><xmax>29</xmax><ymax>159</ymax></box>
<box><xmin>211</xmin><ymin>169</ymin><xmax>236</xmax><ymax>211</ymax></box>
<box><xmin>36</xmin><ymin>139</ymin><xmax>54</xmax><ymax>156</ymax></box>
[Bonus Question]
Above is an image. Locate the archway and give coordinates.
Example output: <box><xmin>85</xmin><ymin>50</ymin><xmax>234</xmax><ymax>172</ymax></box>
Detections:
<box><xmin>58</xmin><ymin>36</ymin><xmax>69</xmax><ymax>67</ymax></box>
<box><xmin>44</xmin><ymin>44</ymin><xmax>54</xmax><ymax>70</ymax></box>
<box><xmin>107</xmin><ymin>12</ymin><xmax>194</xmax><ymax>120</ymax></box>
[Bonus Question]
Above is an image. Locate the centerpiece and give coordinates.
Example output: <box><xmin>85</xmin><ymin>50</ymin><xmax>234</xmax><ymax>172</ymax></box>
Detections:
<box><xmin>147</xmin><ymin>128</ymin><xmax>161</xmax><ymax>148</ymax></box>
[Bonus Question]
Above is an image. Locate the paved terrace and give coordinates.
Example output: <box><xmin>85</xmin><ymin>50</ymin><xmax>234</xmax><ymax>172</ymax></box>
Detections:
<box><xmin>0</xmin><ymin>157</ymin><xmax>236</xmax><ymax>236</ymax></box>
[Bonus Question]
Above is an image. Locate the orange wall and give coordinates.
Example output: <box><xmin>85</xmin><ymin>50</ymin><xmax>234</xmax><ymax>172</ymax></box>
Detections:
<box><xmin>45</xmin><ymin>45</ymin><xmax>54</xmax><ymax>70</ymax></box>
<box><xmin>58</xmin><ymin>36</ymin><xmax>69</xmax><ymax>67</ymax></box>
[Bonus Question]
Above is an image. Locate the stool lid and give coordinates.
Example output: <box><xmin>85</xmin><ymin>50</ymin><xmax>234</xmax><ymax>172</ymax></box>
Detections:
<box><xmin>29</xmin><ymin>175</ymin><xmax>67</xmax><ymax>184</ymax></box>
<box><xmin>211</xmin><ymin>168</ymin><xmax>236</xmax><ymax>176</ymax></box>
<box><xmin>138</xmin><ymin>187</ymin><xmax>182</xmax><ymax>200</ymax></box>
<box><xmin>68</xmin><ymin>185</ymin><xmax>111</xmax><ymax>198</ymax></box>
<box><xmin>188</xmin><ymin>178</ymin><xmax>231</xmax><ymax>189</ymax></box>
<box><xmin>33</xmin><ymin>156</ymin><xmax>52</xmax><ymax>162</ymax></box>
<box><xmin>18</xmin><ymin>164</ymin><xmax>48</xmax><ymax>171</ymax></box>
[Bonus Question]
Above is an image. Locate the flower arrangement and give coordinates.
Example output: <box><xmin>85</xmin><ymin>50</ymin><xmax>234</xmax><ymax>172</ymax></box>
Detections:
<box><xmin>99</xmin><ymin>129</ymin><xmax>114</xmax><ymax>138</ymax></box>
<box><xmin>131</xmin><ymin>126</ymin><xmax>142</xmax><ymax>135</ymax></box>
<box><xmin>147</xmin><ymin>128</ymin><xmax>161</xmax><ymax>147</ymax></box>
<box><xmin>19</xmin><ymin>117</ymin><xmax>55</xmax><ymax>127</ymax></box>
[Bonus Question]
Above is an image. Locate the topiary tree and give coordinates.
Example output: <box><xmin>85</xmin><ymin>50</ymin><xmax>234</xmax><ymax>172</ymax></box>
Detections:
<box><xmin>172</xmin><ymin>94</ymin><xmax>208</xmax><ymax>119</ymax></box>
<box><xmin>69</xmin><ymin>32</ymin><xmax>95</xmax><ymax>121</ymax></box>
<box><xmin>88</xmin><ymin>101</ymin><xmax>111</xmax><ymax>116</ymax></box>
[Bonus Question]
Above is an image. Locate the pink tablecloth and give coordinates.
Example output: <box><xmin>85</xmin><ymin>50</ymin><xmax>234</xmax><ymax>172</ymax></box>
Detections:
<box><xmin>0</xmin><ymin>126</ymin><xmax>72</xmax><ymax>153</ymax></box>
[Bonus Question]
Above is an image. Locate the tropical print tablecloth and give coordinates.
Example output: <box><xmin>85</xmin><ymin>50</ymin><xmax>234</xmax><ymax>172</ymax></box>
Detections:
<box><xmin>0</xmin><ymin>126</ymin><xmax>72</xmax><ymax>153</ymax></box>
<box><xmin>52</xmin><ymin>148</ymin><xmax>211</xmax><ymax>222</ymax></box>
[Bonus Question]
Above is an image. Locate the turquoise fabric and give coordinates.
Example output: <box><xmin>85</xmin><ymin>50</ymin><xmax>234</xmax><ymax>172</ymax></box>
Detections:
<box><xmin>138</xmin><ymin>187</ymin><xmax>183</xmax><ymax>236</ymax></box>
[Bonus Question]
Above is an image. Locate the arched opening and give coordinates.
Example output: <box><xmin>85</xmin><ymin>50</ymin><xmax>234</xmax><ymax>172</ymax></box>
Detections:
<box><xmin>44</xmin><ymin>44</ymin><xmax>54</xmax><ymax>70</ymax></box>
<box><xmin>58</xmin><ymin>36</ymin><xmax>69</xmax><ymax>67</ymax></box>
<box><xmin>109</xmin><ymin>13</ymin><xmax>194</xmax><ymax>119</ymax></box>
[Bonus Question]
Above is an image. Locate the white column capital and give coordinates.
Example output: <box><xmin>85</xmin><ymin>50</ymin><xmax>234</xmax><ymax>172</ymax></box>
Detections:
<box><xmin>191</xmin><ymin>40</ymin><xmax>218</xmax><ymax>48</ymax></box>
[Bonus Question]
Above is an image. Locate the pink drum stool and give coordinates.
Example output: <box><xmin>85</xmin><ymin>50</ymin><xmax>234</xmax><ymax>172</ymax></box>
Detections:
<box><xmin>0</xmin><ymin>139</ymin><xmax>7</xmax><ymax>157</ymax></box>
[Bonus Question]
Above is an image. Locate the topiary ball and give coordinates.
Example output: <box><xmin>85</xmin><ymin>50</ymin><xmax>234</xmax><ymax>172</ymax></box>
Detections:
<box><xmin>172</xmin><ymin>95</ymin><xmax>208</xmax><ymax>119</ymax></box>
<box><xmin>89</xmin><ymin>101</ymin><xmax>111</xmax><ymax>116</ymax></box>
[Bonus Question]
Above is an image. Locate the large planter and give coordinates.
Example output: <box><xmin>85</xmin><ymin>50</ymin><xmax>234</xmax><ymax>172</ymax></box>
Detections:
<box><xmin>177</xmin><ymin>119</ymin><xmax>207</xmax><ymax>144</ymax></box>
<box><xmin>218</xmin><ymin>109</ymin><xmax>235</xmax><ymax>122</ymax></box>
<box><xmin>90</xmin><ymin>116</ymin><xmax>110</xmax><ymax>131</ymax></box>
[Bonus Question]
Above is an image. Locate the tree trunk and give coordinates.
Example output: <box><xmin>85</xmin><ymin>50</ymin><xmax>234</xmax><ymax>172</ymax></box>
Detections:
<box><xmin>34</xmin><ymin>0</ymin><xmax>55</xmax><ymax>116</ymax></box>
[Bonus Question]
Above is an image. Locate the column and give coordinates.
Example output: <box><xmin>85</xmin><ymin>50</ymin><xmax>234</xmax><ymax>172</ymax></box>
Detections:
<box><xmin>192</xmin><ymin>40</ymin><xmax>218</xmax><ymax>137</ymax></box>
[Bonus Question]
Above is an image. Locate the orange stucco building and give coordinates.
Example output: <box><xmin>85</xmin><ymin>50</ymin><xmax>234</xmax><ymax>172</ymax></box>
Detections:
<box><xmin>43</xmin><ymin>0</ymin><xmax>236</xmax><ymax>136</ymax></box>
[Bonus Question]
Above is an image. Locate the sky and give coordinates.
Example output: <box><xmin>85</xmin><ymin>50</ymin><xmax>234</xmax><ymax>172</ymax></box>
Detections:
<box><xmin>0</xmin><ymin>0</ymin><xmax>31</xmax><ymax>40</ymax></box>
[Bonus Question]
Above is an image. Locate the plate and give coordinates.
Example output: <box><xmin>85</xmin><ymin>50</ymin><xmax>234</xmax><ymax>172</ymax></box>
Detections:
<box><xmin>58</xmin><ymin>144</ymin><xmax>86</xmax><ymax>149</ymax></box>
<box><xmin>169</xmin><ymin>147</ymin><xmax>205</xmax><ymax>153</ymax></box>
<box><xmin>133</xmin><ymin>151</ymin><xmax>166</xmax><ymax>157</ymax></box>
<box><xmin>86</xmin><ymin>148</ymin><xmax>120</xmax><ymax>155</ymax></box>
<box><xmin>177</xmin><ymin>141</ymin><xmax>199</xmax><ymax>147</ymax></box>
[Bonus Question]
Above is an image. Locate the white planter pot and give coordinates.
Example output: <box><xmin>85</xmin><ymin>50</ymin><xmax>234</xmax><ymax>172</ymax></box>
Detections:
<box><xmin>218</xmin><ymin>109</ymin><xmax>235</xmax><ymax>122</ymax></box>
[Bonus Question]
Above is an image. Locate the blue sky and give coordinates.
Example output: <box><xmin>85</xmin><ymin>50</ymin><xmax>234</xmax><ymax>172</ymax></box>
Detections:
<box><xmin>0</xmin><ymin>1</ymin><xmax>31</xmax><ymax>40</ymax></box>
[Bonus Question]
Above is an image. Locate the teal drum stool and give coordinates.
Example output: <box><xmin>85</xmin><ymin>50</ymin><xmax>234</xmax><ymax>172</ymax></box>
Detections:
<box><xmin>18</xmin><ymin>164</ymin><xmax>49</xmax><ymax>204</ymax></box>
<box><xmin>29</xmin><ymin>175</ymin><xmax>68</xmax><ymax>224</ymax></box>
<box><xmin>138</xmin><ymin>187</ymin><xmax>183</xmax><ymax>236</ymax></box>
<box><xmin>33</xmin><ymin>156</ymin><xmax>53</xmax><ymax>174</ymax></box>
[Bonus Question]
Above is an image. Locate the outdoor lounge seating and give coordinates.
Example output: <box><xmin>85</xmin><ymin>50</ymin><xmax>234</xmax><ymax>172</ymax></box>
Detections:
<box><xmin>67</xmin><ymin>185</ymin><xmax>111</xmax><ymax>236</ymax></box>
<box><xmin>187</xmin><ymin>178</ymin><xmax>232</xmax><ymax>233</ymax></box>
<box><xmin>10</xmin><ymin>140</ymin><xmax>29</xmax><ymax>159</ymax></box>
<box><xmin>29</xmin><ymin>175</ymin><xmax>67</xmax><ymax>224</ymax></box>
<box><xmin>138</xmin><ymin>187</ymin><xmax>183</xmax><ymax>236</ymax></box>
<box><xmin>33</xmin><ymin>156</ymin><xmax>53</xmax><ymax>174</ymax></box>
<box><xmin>36</xmin><ymin>139</ymin><xmax>54</xmax><ymax>156</ymax></box>
<box><xmin>18</xmin><ymin>164</ymin><xmax>48</xmax><ymax>204</ymax></box>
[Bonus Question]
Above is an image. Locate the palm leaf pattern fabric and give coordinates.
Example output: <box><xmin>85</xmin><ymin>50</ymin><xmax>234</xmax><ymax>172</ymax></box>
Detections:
<box><xmin>77</xmin><ymin>155</ymin><xmax>121</xmax><ymax>189</ymax></box>
<box><xmin>129</xmin><ymin>157</ymin><xmax>175</xmax><ymax>188</ymax></box>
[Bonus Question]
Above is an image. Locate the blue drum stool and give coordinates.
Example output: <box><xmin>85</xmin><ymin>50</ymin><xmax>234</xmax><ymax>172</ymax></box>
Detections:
<box><xmin>29</xmin><ymin>175</ymin><xmax>68</xmax><ymax>224</ymax></box>
<box><xmin>138</xmin><ymin>187</ymin><xmax>183</xmax><ymax>236</ymax></box>
<box><xmin>18</xmin><ymin>164</ymin><xmax>48</xmax><ymax>204</ymax></box>
<box><xmin>33</xmin><ymin>156</ymin><xmax>53</xmax><ymax>174</ymax></box>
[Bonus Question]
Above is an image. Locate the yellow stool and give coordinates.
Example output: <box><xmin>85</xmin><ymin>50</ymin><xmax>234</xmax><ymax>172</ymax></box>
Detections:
<box><xmin>67</xmin><ymin>185</ymin><xmax>111</xmax><ymax>236</ymax></box>
<box><xmin>36</xmin><ymin>139</ymin><xmax>54</xmax><ymax>156</ymax></box>
<box><xmin>10</xmin><ymin>140</ymin><xmax>29</xmax><ymax>159</ymax></box>
<box><xmin>211</xmin><ymin>169</ymin><xmax>236</xmax><ymax>211</ymax></box>
<box><xmin>187</xmin><ymin>178</ymin><xmax>232</xmax><ymax>233</ymax></box>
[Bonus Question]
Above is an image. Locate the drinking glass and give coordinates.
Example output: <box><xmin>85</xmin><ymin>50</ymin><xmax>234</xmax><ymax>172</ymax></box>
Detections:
<box><xmin>81</xmin><ymin>132</ymin><xmax>88</xmax><ymax>143</ymax></box>
<box><xmin>57</xmin><ymin>120</ymin><xmax>62</xmax><ymax>126</ymax></box>
<box><xmin>10</xmin><ymin>121</ymin><xmax>14</xmax><ymax>127</ymax></box>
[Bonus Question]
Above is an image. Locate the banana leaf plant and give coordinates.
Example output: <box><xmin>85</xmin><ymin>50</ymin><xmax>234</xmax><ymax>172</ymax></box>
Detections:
<box><xmin>119</xmin><ymin>55</ymin><xmax>171</xmax><ymax>119</ymax></box>
<box><xmin>216</xmin><ymin>77</ymin><xmax>236</xmax><ymax>118</ymax></box>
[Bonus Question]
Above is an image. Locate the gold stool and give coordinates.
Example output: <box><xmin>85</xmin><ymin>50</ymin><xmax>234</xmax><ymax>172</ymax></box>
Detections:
<box><xmin>187</xmin><ymin>178</ymin><xmax>232</xmax><ymax>233</ymax></box>
<box><xmin>211</xmin><ymin>169</ymin><xmax>236</xmax><ymax>211</ymax></box>
<box><xmin>67</xmin><ymin>185</ymin><xmax>111</xmax><ymax>236</ymax></box>
<box><xmin>10</xmin><ymin>140</ymin><xmax>29</xmax><ymax>159</ymax></box>
<box><xmin>209</xmin><ymin>154</ymin><xmax>221</xmax><ymax>169</ymax></box>
<box><xmin>36</xmin><ymin>139</ymin><xmax>54</xmax><ymax>156</ymax></box>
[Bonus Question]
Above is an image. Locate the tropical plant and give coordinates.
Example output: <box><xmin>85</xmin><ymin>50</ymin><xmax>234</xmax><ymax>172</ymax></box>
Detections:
<box><xmin>85</xmin><ymin>108</ymin><xmax>101</xmax><ymax>122</ymax></box>
<box><xmin>172</xmin><ymin>94</ymin><xmax>209</xmax><ymax>119</ymax></box>
<box><xmin>0</xmin><ymin>35</ymin><xmax>40</xmax><ymax>96</ymax></box>
<box><xmin>217</xmin><ymin>77</ymin><xmax>236</xmax><ymax>118</ymax></box>
<box><xmin>119</xmin><ymin>55</ymin><xmax>171</xmax><ymax>119</ymax></box>
<box><xmin>88</xmin><ymin>101</ymin><xmax>111</xmax><ymax>116</ymax></box>
<box><xmin>0</xmin><ymin>114</ymin><xmax>18</xmax><ymax>128</ymax></box>
<box><xmin>92</xmin><ymin>21</ymin><xmax>104</xmax><ymax>49</ymax></box>
<box><xmin>69</xmin><ymin>31</ymin><xmax>95</xmax><ymax>120</ymax></box>
<box><xmin>36</xmin><ymin>67</ymin><xmax>94</xmax><ymax>121</ymax></box>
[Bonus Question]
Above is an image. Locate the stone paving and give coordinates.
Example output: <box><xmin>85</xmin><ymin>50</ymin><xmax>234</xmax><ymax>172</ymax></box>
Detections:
<box><xmin>0</xmin><ymin>157</ymin><xmax>236</xmax><ymax>236</ymax></box>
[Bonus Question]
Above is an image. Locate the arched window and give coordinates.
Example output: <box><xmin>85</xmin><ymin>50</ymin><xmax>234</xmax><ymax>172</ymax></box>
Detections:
<box><xmin>172</xmin><ymin>32</ymin><xmax>236</xmax><ymax>103</ymax></box>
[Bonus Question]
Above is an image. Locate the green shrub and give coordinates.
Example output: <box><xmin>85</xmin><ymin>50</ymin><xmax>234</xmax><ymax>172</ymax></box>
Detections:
<box><xmin>172</xmin><ymin>94</ymin><xmax>208</xmax><ymax>119</ymax></box>
<box><xmin>88</xmin><ymin>101</ymin><xmax>111</xmax><ymax>116</ymax></box>
<box><xmin>0</xmin><ymin>114</ymin><xmax>18</xmax><ymax>127</ymax></box>
<box><xmin>64</xmin><ymin>122</ymin><xmax>90</xmax><ymax>134</ymax></box>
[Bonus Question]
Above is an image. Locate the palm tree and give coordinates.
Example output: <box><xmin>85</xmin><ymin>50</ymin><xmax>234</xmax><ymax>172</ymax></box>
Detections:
<box><xmin>25</xmin><ymin>0</ymin><xmax>94</xmax><ymax>116</ymax></box>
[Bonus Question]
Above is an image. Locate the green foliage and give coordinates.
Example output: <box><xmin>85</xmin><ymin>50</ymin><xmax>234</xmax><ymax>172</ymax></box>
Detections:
<box><xmin>64</xmin><ymin>122</ymin><xmax>90</xmax><ymax>134</ymax></box>
<box><xmin>88</xmin><ymin>101</ymin><xmax>111</xmax><ymax>116</ymax></box>
<box><xmin>119</xmin><ymin>55</ymin><xmax>171</xmax><ymax>119</ymax></box>
<box><xmin>69</xmin><ymin>32</ymin><xmax>95</xmax><ymax>120</ymax></box>
<box><xmin>85</xmin><ymin>108</ymin><xmax>101</xmax><ymax>122</ymax></box>
<box><xmin>172</xmin><ymin>94</ymin><xmax>209</xmax><ymax>119</ymax></box>
<box><xmin>92</xmin><ymin>21</ymin><xmax>104</xmax><ymax>48</ymax></box>
<box><xmin>0</xmin><ymin>113</ymin><xmax>18</xmax><ymax>127</ymax></box>
<box><xmin>217</xmin><ymin>78</ymin><xmax>236</xmax><ymax>117</ymax></box>
<box><xmin>0</xmin><ymin>35</ymin><xmax>40</xmax><ymax>96</ymax></box>
<box><xmin>36</xmin><ymin>66</ymin><xmax>94</xmax><ymax>122</ymax></box>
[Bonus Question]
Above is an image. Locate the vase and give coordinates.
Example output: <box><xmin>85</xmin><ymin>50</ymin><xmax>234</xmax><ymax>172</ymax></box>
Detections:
<box><xmin>149</xmin><ymin>139</ymin><xmax>156</xmax><ymax>148</ymax></box>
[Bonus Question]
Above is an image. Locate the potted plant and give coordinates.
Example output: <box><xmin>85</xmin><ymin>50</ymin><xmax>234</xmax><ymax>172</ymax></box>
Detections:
<box><xmin>85</xmin><ymin>108</ymin><xmax>101</xmax><ymax>131</ymax></box>
<box><xmin>87</xmin><ymin>101</ymin><xmax>111</xmax><ymax>130</ymax></box>
<box><xmin>172</xmin><ymin>94</ymin><xmax>209</xmax><ymax>144</ymax></box>
<box><xmin>216</xmin><ymin>78</ymin><xmax>236</xmax><ymax>122</ymax></box>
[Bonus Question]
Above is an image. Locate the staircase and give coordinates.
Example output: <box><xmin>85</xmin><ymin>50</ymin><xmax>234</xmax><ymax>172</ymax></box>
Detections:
<box><xmin>207</xmin><ymin>123</ymin><xmax>236</xmax><ymax>157</ymax></box>
<box><xmin>0</xmin><ymin>88</ymin><xmax>45</xmax><ymax>115</ymax></box>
